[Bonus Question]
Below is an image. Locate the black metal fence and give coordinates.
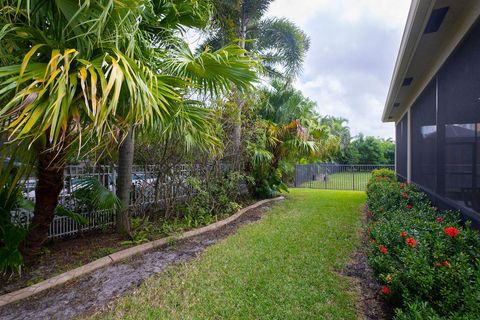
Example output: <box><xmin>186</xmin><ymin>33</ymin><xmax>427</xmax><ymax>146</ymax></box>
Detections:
<box><xmin>295</xmin><ymin>164</ymin><xmax>395</xmax><ymax>191</ymax></box>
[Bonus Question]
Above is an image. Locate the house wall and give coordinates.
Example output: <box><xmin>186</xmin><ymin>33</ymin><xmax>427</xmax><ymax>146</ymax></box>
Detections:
<box><xmin>396</xmin><ymin>114</ymin><xmax>408</xmax><ymax>181</ymax></box>
<box><xmin>399</xmin><ymin>19</ymin><xmax>480</xmax><ymax>222</ymax></box>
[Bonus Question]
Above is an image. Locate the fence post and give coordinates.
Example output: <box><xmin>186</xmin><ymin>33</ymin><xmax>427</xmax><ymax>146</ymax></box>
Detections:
<box><xmin>352</xmin><ymin>167</ymin><xmax>355</xmax><ymax>190</ymax></box>
<box><xmin>294</xmin><ymin>164</ymin><xmax>298</xmax><ymax>187</ymax></box>
<box><xmin>112</xmin><ymin>165</ymin><xmax>117</xmax><ymax>195</ymax></box>
<box><xmin>324</xmin><ymin>165</ymin><xmax>327</xmax><ymax>189</ymax></box>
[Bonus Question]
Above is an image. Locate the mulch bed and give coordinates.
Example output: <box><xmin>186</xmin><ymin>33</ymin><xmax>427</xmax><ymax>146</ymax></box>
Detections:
<box><xmin>0</xmin><ymin>230</ymin><xmax>127</xmax><ymax>295</ymax></box>
<box><xmin>340</xmin><ymin>205</ymin><xmax>394</xmax><ymax>320</ymax></box>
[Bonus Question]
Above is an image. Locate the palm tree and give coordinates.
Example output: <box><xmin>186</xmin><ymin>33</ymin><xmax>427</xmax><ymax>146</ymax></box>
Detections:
<box><xmin>204</xmin><ymin>0</ymin><xmax>310</xmax><ymax>159</ymax></box>
<box><xmin>318</xmin><ymin>116</ymin><xmax>351</xmax><ymax>151</ymax></box>
<box><xmin>256</xmin><ymin>80</ymin><xmax>319</xmax><ymax>165</ymax></box>
<box><xmin>0</xmin><ymin>0</ymin><xmax>257</xmax><ymax>258</ymax></box>
<box><xmin>246</xmin><ymin>80</ymin><xmax>320</xmax><ymax>196</ymax></box>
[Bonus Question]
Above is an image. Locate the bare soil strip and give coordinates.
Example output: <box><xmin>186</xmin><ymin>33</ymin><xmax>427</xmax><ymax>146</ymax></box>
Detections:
<box><xmin>341</xmin><ymin>206</ymin><xmax>393</xmax><ymax>320</ymax></box>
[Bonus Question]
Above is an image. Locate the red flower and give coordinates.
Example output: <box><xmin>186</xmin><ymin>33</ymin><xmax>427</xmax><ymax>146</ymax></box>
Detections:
<box><xmin>399</xmin><ymin>183</ymin><xmax>405</xmax><ymax>189</ymax></box>
<box><xmin>401</xmin><ymin>192</ymin><xmax>408</xmax><ymax>198</ymax></box>
<box><xmin>442</xmin><ymin>261</ymin><xmax>451</xmax><ymax>267</ymax></box>
<box><xmin>434</xmin><ymin>262</ymin><xmax>442</xmax><ymax>267</ymax></box>
<box><xmin>379</xmin><ymin>245</ymin><xmax>388</xmax><ymax>254</ymax></box>
<box><xmin>436</xmin><ymin>216</ymin><xmax>444</xmax><ymax>223</ymax></box>
<box><xmin>406</xmin><ymin>237</ymin><xmax>417</xmax><ymax>247</ymax></box>
<box><xmin>406</xmin><ymin>204</ymin><xmax>413</xmax><ymax>209</ymax></box>
<box><xmin>400</xmin><ymin>231</ymin><xmax>407</xmax><ymax>237</ymax></box>
<box><xmin>382</xmin><ymin>285</ymin><xmax>390</xmax><ymax>295</ymax></box>
<box><xmin>444</xmin><ymin>227</ymin><xmax>459</xmax><ymax>237</ymax></box>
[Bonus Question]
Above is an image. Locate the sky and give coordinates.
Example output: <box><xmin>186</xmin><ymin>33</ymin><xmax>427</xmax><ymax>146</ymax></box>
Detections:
<box><xmin>266</xmin><ymin>0</ymin><xmax>411</xmax><ymax>139</ymax></box>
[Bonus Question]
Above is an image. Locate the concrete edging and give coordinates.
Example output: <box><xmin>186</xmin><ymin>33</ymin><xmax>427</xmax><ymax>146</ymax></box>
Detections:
<box><xmin>0</xmin><ymin>196</ymin><xmax>284</xmax><ymax>307</ymax></box>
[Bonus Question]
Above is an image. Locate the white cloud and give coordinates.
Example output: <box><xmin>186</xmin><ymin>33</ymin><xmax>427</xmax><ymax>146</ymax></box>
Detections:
<box><xmin>266</xmin><ymin>0</ymin><xmax>411</xmax><ymax>139</ymax></box>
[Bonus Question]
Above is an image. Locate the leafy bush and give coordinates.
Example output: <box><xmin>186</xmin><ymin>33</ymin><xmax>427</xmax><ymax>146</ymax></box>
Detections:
<box><xmin>182</xmin><ymin>171</ymin><xmax>245</xmax><ymax>221</ymax></box>
<box><xmin>371</xmin><ymin>168</ymin><xmax>397</xmax><ymax>180</ymax></box>
<box><xmin>0</xmin><ymin>170</ymin><xmax>28</xmax><ymax>273</ymax></box>
<box><xmin>366</xmin><ymin>172</ymin><xmax>480</xmax><ymax>319</ymax></box>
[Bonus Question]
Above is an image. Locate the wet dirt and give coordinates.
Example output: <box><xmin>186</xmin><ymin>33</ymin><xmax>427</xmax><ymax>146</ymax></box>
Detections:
<box><xmin>0</xmin><ymin>203</ymin><xmax>273</xmax><ymax>320</ymax></box>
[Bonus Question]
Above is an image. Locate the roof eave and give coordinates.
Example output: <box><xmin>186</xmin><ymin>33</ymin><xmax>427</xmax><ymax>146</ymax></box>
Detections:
<box><xmin>382</xmin><ymin>0</ymin><xmax>436</xmax><ymax>123</ymax></box>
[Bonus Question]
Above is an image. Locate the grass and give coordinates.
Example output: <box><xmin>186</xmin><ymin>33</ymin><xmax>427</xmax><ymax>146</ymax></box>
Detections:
<box><xmin>93</xmin><ymin>189</ymin><xmax>366</xmax><ymax>320</ymax></box>
<box><xmin>300</xmin><ymin>171</ymin><xmax>372</xmax><ymax>191</ymax></box>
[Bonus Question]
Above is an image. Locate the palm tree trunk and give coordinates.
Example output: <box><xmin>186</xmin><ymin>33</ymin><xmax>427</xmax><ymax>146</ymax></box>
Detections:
<box><xmin>116</xmin><ymin>127</ymin><xmax>134</xmax><ymax>235</ymax></box>
<box><xmin>231</xmin><ymin>11</ymin><xmax>248</xmax><ymax>166</ymax></box>
<box><xmin>232</xmin><ymin>96</ymin><xmax>244</xmax><ymax>159</ymax></box>
<box><xmin>22</xmin><ymin>145</ymin><xmax>66</xmax><ymax>261</ymax></box>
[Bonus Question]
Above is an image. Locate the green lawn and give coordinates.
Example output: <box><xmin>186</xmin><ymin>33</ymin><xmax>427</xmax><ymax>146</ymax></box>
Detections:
<box><xmin>95</xmin><ymin>189</ymin><xmax>366</xmax><ymax>320</ymax></box>
<box><xmin>300</xmin><ymin>171</ymin><xmax>372</xmax><ymax>191</ymax></box>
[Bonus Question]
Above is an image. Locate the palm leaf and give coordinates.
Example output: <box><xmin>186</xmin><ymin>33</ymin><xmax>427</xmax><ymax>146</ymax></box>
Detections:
<box><xmin>73</xmin><ymin>177</ymin><xmax>121</xmax><ymax>211</ymax></box>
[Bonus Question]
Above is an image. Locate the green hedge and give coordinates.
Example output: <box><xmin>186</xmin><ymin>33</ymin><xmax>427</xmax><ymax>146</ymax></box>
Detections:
<box><xmin>366</xmin><ymin>169</ymin><xmax>480</xmax><ymax>319</ymax></box>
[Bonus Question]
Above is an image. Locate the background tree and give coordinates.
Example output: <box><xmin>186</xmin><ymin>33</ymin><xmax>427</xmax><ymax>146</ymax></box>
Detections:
<box><xmin>204</xmin><ymin>0</ymin><xmax>310</xmax><ymax>159</ymax></box>
<box><xmin>340</xmin><ymin>134</ymin><xmax>395</xmax><ymax>165</ymax></box>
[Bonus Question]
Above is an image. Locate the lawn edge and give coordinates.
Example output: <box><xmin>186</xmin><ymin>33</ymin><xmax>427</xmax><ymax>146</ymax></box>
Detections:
<box><xmin>0</xmin><ymin>196</ymin><xmax>284</xmax><ymax>308</ymax></box>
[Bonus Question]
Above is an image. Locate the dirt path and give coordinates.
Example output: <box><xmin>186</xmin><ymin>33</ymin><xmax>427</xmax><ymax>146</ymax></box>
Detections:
<box><xmin>0</xmin><ymin>203</ymin><xmax>273</xmax><ymax>320</ymax></box>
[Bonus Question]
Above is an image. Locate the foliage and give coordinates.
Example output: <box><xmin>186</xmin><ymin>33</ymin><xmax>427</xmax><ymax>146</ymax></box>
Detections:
<box><xmin>0</xmin><ymin>169</ymin><xmax>28</xmax><ymax>273</ymax></box>
<box><xmin>73</xmin><ymin>178</ymin><xmax>121</xmax><ymax>212</ymax></box>
<box><xmin>120</xmin><ymin>171</ymin><xmax>248</xmax><ymax>246</ymax></box>
<box><xmin>0</xmin><ymin>0</ymin><xmax>259</xmax><ymax>255</ymax></box>
<box><xmin>244</xmin><ymin>80</ymin><xmax>327</xmax><ymax>197</ymax></box>
<box><xmin>207</xmin><ymin>0</ymin><xmax>310</xmax><ymax>80</ymax></box>
<box><xmin>366</xmin><ymin>171</ymin><xmax>480</xmax><ymax>319</ymax></box>
<box><xmin>182</xmin><ymin>171</ymin><xmax>246</xmax><ymax>218</ymax></box>
<box><xmin>340</xmin><ymin>134</ymin><xmax>395</xmax><ymax>165</ymax></box>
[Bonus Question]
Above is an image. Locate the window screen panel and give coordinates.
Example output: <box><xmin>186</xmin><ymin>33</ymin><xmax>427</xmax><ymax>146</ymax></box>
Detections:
<box><xmin>411</xmin><ymin>79</ymin><xmax>437</xmax><ymax>191</ymax></box>
<box><xmin>437</xmin><ymin>20</ymin><xmax>480</xmax><ymax>214</ymax></box>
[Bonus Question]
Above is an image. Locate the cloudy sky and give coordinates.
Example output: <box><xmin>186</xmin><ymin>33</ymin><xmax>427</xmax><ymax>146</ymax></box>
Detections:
<box><xmin>266</xmin><ymin>0</ymin><xmax>411</xmax><ymax>139</ymax></box>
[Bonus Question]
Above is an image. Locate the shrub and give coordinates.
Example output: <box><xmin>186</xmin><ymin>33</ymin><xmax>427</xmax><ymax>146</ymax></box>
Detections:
<box><xmin>371</xmin><ymin>168</ymin><xmax>397</xmax><ymax>180</ymax></box>
<box><xmin>0</xmin><ymin>170</ymin><xmax>28</xmax><ymax>273</ymax></box>
<box><xmin>182</xmin><ymin>171</ymin><xmax>246</xmax><ymax>221</ymax></box>
<box><xmin>366</xmin><ymin>173</ymin><xmax>480</xmax><ymax>319</ymax></box>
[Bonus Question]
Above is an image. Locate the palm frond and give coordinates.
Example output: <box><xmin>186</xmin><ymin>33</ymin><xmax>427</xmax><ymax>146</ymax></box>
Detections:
<box><xmin>54</xmin><ymin>206</ymin><xmax>88</xmax><ymax>225</ymax></box>
<box><xmin>254</xmin><ymin>18</ymin><xmax>310</xmax><ymax>79</ymax></box>
<box><xmin>164</xmin><ymin>42</ymin><xmax>259</xmax><ymax>96</ymax></box>
<box><xmin>73</xmin><ymin>177</ymin><xmax>121</xmax><ymax>211</ymax></box>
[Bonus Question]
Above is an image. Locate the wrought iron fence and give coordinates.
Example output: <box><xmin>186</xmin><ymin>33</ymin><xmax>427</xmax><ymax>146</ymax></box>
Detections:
<box><xmin>13</xmin><ymin>162</ymin><xmax>232</xmax><ymax>239</ymax></box>
<box><xmin>295</xmin><ymin>163</ymin><xmax>395</xmax><ymax>191</ymax></box>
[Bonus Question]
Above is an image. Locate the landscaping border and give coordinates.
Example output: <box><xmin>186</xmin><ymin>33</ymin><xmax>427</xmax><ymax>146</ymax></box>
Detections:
<box><xmin>0</xmin><ymin>196</ymin><xmax>284</xmax><ymax>307</ymax></box>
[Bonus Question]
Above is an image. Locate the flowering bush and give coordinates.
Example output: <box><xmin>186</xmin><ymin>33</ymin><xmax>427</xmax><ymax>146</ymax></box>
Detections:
<box><xmin>366</xmin><ymin>169</ymin><xmax>480</xmax><ymax>319</ymax></box>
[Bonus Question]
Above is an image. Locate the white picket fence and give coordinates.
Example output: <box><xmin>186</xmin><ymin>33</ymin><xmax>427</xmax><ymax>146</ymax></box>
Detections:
<box><xmin>13</xmin><ymin>163</ymin><xmax>230</xmax><ymax>239</ymax></box>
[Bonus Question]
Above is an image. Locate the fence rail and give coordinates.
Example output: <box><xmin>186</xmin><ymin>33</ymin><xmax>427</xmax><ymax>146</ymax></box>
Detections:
<box><xmin>295</xmin><ymin>164</ymin><xmax>395</xmax><ymax>191</ymax></box>
<box><xmin>13</xmin><ymin>162</ymin><xmax>232</xmax><ymax>239</ymax></box>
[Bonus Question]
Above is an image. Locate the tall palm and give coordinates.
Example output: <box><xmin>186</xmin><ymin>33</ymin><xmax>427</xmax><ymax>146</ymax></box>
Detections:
<box><xmin>0</xmin><ymin>0</ymin><xmax>257</xmax><ymax>258</ymax></box>
<box><xmin>205</xmin><ymin>0</ymin><xmax>310</xmax><ymax>158</ymax></box>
